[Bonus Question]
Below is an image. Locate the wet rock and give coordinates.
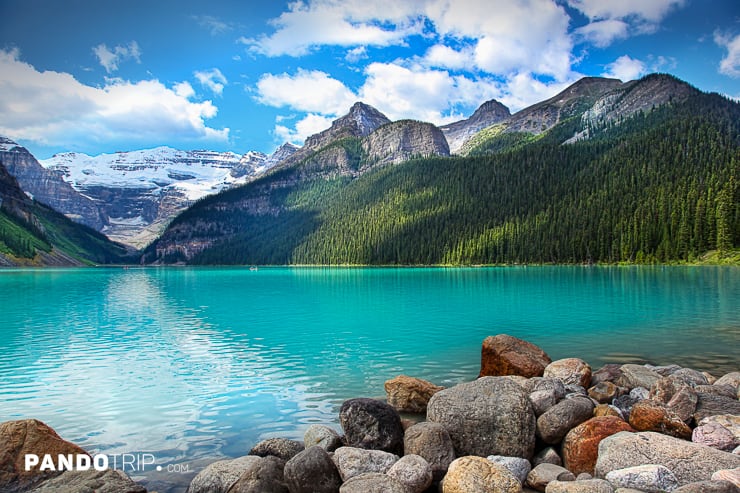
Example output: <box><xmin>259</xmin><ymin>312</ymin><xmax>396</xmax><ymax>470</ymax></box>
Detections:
<box><xmin>248</xmin><ymin>438</ymin><xmax>304</xmax><ymax>461</ymax></box>
<box><xmin>595</xmin><ymin>431</ymin><xmax>740</xmax><ymax>485</ymax></box>
<box><xmin>427</xmin><ymin>376</ymin><xmax>536</xmax><ymax>459</ymax></box>
<box><xmin>339</xmin><ymin>398</ymin><xmax>404</xmax><ymax>454</ymax></box>
<box><xmin>544</xmin><ymin>358</ymin><xmax>592</xmax><ymax>388</ymax></box>
<box><xmin>605</xmin><ymin>464</ymin><xmax>679</xmax><ymax>493</ymax></box>
<box><xmin>479</xmin><ymin>334</ymin><xmax>551</xmax><ymax>378</ymax></box>
<box><xmin>403</xmin><ymin>421</ymin><xmax>455</xmax><ymax>481</ymax></box>
<box><xmin>442</xmin><ymin>456</ymin><xmax>523</xmax><ymax>493</ymax></box>
<box><xmin>187</xmin><ymin>456</ymin><xmax>262</xmax><ymax>493</ymax></box>
<box><xmin>283</xmin><ymin>446</ymin><xmax>342</xmax><ymax>493</ymax></box>
<box><xmin>673</xmin><ymin>480</ymin><xmax>740</xmax><ymax>492</ymax></box>
<box><xmin>562</xmin><ymin>416</ymin><xmax>635</xmax><ymax>476</ymax></box>
<box><xmin>533</xmin><ymin>447</ymin><xmax>562</xmax><ymax>467</ymax></box>
<box><xmin>544</xmin><ymin>478</ymin><xmax>614</xmax><ymax>493</ymax></box>
<box><xmin>227</xmin><ymin>456</ymin><xmax>288</xmax><ymax>493</ymax></box>
<box><xmin>694</xmin><ymin>394</ymin><xmax>740</xmax><ymax>424</ymax></box>
<box><xmin>591</xmin><ymin>364</ymin><xmax>623</xmax><ymax>386</ymax></box>
<box><xmin>339</xmin><ymin>472</ymin><xmax>407</xmax><ymax>493</ymax></box>
<box><xmin>303</xmin><ymin>424</ymin><xmax>342</xmax><ymax>452</ymax></box>
<box><xmin>526</xmin><ymin>463</ymin><xmax>576</xmax><ymax>492</ymax></box>
<box><xmin>331</xmin><ymin>446</ymin><xmax>398</xmax><ymax>481</ymax></box>
<box><xmin>628</xmin><ymin>400</ymin><xmax>692</xmax><ymax>439</ymax></box>
<box><xmin>28</xmin><ymin>469</ymin><xmax>146</xmax><ymax>493</ymax></box>
<box><xmin>536</xmin><ymin>396</ymin><xmax>594</xmax><ymax>445</ymax></box>
<box><xmin>589</xmin><ymin>382</ymin><xmax>627</xmax><ymax>404</ymax></box>
<box><xmin>0</xmin><ymin>419</ymin><xmax>90</xmax><ymax>492</ymax></box>
<box><xmin>387</xmin><ymin>454</ymin><xmax>433</xmax><ymax>493</ymax></box>
<box><xmin>616</xmin><ymin>365</ymin><xmax>662</xmax><ymax>390</ymax></box>
<box><xmin>487</xmin><ymin>455</ymin><xmax>532</xmax><ymax>484</ymax></box>
<box><xmin>384</xmin><ymin>375</ymin><xmax>444</xmax><ymax>413</ymax></box>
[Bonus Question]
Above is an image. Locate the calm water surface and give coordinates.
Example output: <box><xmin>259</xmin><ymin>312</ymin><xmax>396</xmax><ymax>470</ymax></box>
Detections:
<box><xmin>0</xmin><ymin>266</ymin><xmax>737</xmax><ymax>491</ymax></box>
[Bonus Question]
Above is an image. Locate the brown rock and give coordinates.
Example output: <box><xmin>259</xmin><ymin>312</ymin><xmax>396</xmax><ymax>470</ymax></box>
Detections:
<box><xmin>384</xmin><ymin>375</ymin><xmax>444</xmax><ymax>413</ymax></box>
<box><xmin>0</xmin><ymin>419</ymin><xmax>89</xmax><ymax>492</ymax></box>
<box><xmin>628</xmin><ymin>400</ymin><xmax>692</xmax><ymax>439</ymax></box>
<box><xmin>544</xmin><ymin>358</ymin><xmax>592</xmax><ymax>388</ymax></box>
<box><xmin>479</xmin><ymin>334</ymin><xmax>551</xmax><ymax>378</ymax></box>
<box><xmin>591</xmin><ymin>364</ymin><xmax>623</xmax><ymax>386</ymax></box>
<box><xmin>589</xmin><ymin>382</ymin><xmax>626</xmax><ymax>404</ymax></box>
<box><xmin>441</xmin><ymin>456</ymin><xmax>523</xmax><ymax>493</ymax></box>
<box><xmin>593</xmin><ymin>404</ymin><xmax>623</xmax><ymax>418</ymax></box>
<box><xmin>562</xmin><ymin>416</ymin><xmax>635</xmax><ymax>476</ymax></box>
<box><xmin>650</xmin><ymin>376</ymin><xmax>698</xmax><ymax>423</ymax></box>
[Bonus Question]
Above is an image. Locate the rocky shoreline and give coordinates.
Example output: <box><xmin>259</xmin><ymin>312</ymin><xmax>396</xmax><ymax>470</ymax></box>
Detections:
<box><xmin>1</xmin><ymin>334</ymin><xmax>738</xmax><ymax>493</ymax></box>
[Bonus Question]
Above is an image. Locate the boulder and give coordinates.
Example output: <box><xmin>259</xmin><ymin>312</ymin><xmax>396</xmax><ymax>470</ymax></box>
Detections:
<box><xmin>595</xmin><ymin>431</ymin><xmax>740</xmax><ymax>485</ymax></box>
<box><xmin>616</xmin><ymin>365</ymin><xmax>662</xmax><ymax>390</ymax></box>
<box><xmin>612</xmin><ymin>394</ymin><xmax>642</xmax><ymax>421</ymax></box>
<box><xmin>714</xmin><ymin>373</ymin><xmax>740</xmax><ymax>392</ymax></box>
<box><xmin>711</xmin><ymin>468</ymin><xmax>740</xmax><ymax>487</ymax></box>
<box><xmin>384</xmin><ymin>375</ymin><xmax>443</xmax><ymax>413</ymax></box>
<box><xmin>694</xmin><ymin>394</ymin><xmax>740</xmax><ymax>423</ymax></box>
<box><xmin>441</xmin><ymin>456</ymin><xmax>523</xmax><ymax>493</ymax></box>
<box><xmin>536</xmin><ymin>396</ymin><xmax>595</xmax><ymax>445</ymax></box>
<box><xmin>525</xmin><ymin>378</ymin><xmax>566</xmax><ymax>416</ymax></box>
<box><xmin>227</xmin><ymin>456</ymin><xmax>287</xmax><ymax>493</ymax></box>
<box><xmin>544</xmin><ymin>358</ymin><xmax>592</xmax><ymax>388</ymax></box>
<box><xmin>591</xmin><ymin>364</ymin><xmax>623</xmax><ymax>386</ymax></box>
<box><xmin>303</xmin><ymin>425</ymin><xmax>342</xmax><ymax>452</ymax></box>
<box><xmin>187</xmin><ymin>456</ymin><xmax>262</xmax><ymax>493</ymax></box>
<box><xmin>628</xmin><ymin>400</ymin><xmax>692</xmax><ymax>439</ymax></box>
<box><xmin>283</xmin><ymin>446</ymin><xmax>342</xmax><ymax>493</ymax></box>
<box><xmin>673</xmin><ymin>480</ymin><xmax>740</xmax><ymax>492</ymax></box>
<box><xmin>479</xmin><ymin>334</ymin><xmax>551</xmax><ymax>378</ymax></box>
<box><xmin>671</xmin><ymin>368</ymin><xmax>709</xmax><ymax>387</ymax></box>
<box><xmin>526</xmin><ymin>463</ymin><xmax>576</xmax><ymax>492</ymax></box>
<box><xmin>339</xmin><ymin>398</ymin><xmax>404</xmax><ymax>454</ymax></box>
<box><xmin>0</xmin><ymin>419</ymin><xmax>89</xmax><ymax>493</ymax></box>
<box><xmin>562</xmin><ymin>416</ymin><xmax>636</xmax><ymax>476</ymax></box>
<box><xmin>588</xmin><ymin>382</ymin><xmax>626</xmax><ymax>404</ymax></box>
<box><xmin>387</xmin><ymin>454</ymin><xmax>433</xmax><ymax>493</ymax></box>
<box><xmin>403</xmin><ymin>421</ymin><xmax>456</xmax><ymax>481</ymax></box>
<box><xmin>696</xmin><ymin>385</ymin><xmax>738</xmax><ymax>398</ymax></box>
<box><xmin>650</xmin><ymin>376</ymin><xmax>698</xmax><ymax>423</ymax></box>
<box><xmin>248</xmin><ymin>438</ymin><xmax>304</xmax><ymax>461</ymax></box>
<box><xmin>605</xmin><ymin>464</ymin><xmax>679</xmax><ymax>493</ymax></box>
<box><xmin>427</xmin><ymin>376</ymin><xmax>536</xmax><ymax>459</ymax></box>
<box><xmin>27</xmin><ymin>469</ymin><xmax>146</xmax><ymax>493</ymax></box>
<box><xmin>487</xmin><ymin>455</ymin><xmax>532</xmax><ymax>484</ymax></box>
<box><xmin>533</xmin><ymin>447</ymin><xmax>562</xmax><ymax>467</ymax></box>
<box><xmin>594</xmin><ymin>404</ymin><xmax>624</xmax><ymax>419</ymax></box>
<box><xmin>338</xmin><ymin>472</ymin><xmax>407</xmax><ymax>493</ymax></box>
<box><xmin>331</xmin><ymin>446</ymin><xmax>398</xmax><ymax>481</ymax></box>
<box><xmin>544</xmin><ymin>478</ymin><xmax>614</xmax><ymax>492</ymax></box>
<box><xmin>693</xmin><ymin>421</ymin><xmax>738</xmax><ymax>452</ymax></box>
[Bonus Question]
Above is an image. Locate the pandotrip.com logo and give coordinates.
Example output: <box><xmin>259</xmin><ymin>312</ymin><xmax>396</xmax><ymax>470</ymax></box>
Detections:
<box><xmin>24</xmin><ymin>453</ymin><xmax>190</xmax><ymax>473</ymax></box>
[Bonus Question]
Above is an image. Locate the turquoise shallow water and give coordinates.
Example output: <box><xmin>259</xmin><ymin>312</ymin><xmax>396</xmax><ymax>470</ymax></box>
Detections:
<box><xmin>0</xmin><ymin>266</ymin><xmax>738</xmax><ymax>491</ymax></box>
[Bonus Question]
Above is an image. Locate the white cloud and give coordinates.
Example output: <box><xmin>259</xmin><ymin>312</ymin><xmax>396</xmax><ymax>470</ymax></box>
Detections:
<box><xmin>255</xmin><ymin>69</ymin><xmax>357</xmax><ymax>115</ymax></box>
<box><xmin>345</xmin><ymin>46</ymin><xmax>368</xmax><ymax>63</ymax></box>
<box><xmin>275</xmin><ymin>113</ymin><xmax>335</xmax><ymax>144</ymax></box>
<box><xmin>601</xmin><ymin>55</ymin><xmax>646</xmax><ymax>81</ymax></box>
<box><xmin>423</xmin><ymin>44</ymin><xmax>474</xmax><ymax>70</ymax></box>
<box><xmin>575</xmin><ymin>19</ymin><xmax>629</xmax><ymax>47</ymax></box>
<box><xmin>192</xmin><ymin>15</ymin><xmax>233</xmax><ymax>36</ymax></box>
<box><xmin>0</xmin><ymin>49</ymin><xmax>228</xmax><ymax>149</ymax></box>
<box><xmin>195</xmin><ymin>68</ymin><xmax>228</xmax><ymax>95</ymax></box>
<box><xmin>714</xmin><ymin>31</ymin><xmax>740</xmax><ymax>78</ymax></box>
<box><xmin>92</xmin><ymin>41</ymin><xmax>141</xmax><ymax>73</ymax></box>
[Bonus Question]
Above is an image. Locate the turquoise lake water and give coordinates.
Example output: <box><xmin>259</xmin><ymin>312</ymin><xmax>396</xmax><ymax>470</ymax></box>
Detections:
<box><xmin>0</xmin><ymin>266</ymin><xmax>738</xmax><ymax>491</ymax></box>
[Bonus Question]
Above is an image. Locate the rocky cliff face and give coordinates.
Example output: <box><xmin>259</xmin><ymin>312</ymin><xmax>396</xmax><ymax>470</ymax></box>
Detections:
<box><xmin>362</xmin><ymin>120</ymin><xmax>450</xmax><ymax>166</ymax></box>
<box><xmin>441</xmin><ymin>100</ymin><xmax>511</xmax><ymax>154</ymax></box>
<box><xmin>0</xmin><ymin>138</ymin><xmax>105</xmax><ymax>230</ymax></box>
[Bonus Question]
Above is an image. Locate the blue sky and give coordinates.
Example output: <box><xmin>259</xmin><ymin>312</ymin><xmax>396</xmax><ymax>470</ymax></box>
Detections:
<box><xmin>0</xmin><ymin>0</ymin><xmax>738</xmax><ymax>159</ymax></box>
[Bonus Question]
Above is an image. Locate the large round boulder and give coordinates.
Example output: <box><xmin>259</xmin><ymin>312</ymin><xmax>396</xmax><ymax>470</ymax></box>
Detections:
<box><xmin>339</xmin><ymin>398</ymin><xmax>404</xmax><ymax>454</ymax></box>
<box><xmin>535</xmin><ymin>396</ymin><xmax>594</xmax><ymax>445</ymax></box>
<box><xmin>331</xmin><ymin>446</ymin><xmax>398</xmax><ymax>482</ymax></box>
<box><xmin>387</xmin><ymin>454</ymin><xmax>433</xmax><ymax>493</ymax></box>
<box><xmin>479</xmin><ymin>334</ymin><xmax>551</xmax><ymax>378</ymax></box>
<box><xmin>187</xmin><ymin>456</ymin><xmax>262</xmax><ymax>493</ymax></box>
<box><xmin>403</xmin><ymin>421</ymin><xmax>456</xmax><ymax>481</ymax></box>
<box><xmin>427</xmin><ymin>376</ymin><xmax>536</xmax><ymax>459</ymax></box>
<box><xmin>227</xmin><ymin>456</ymin><xmax>288</xmax><ymax>493</ymax></box>
<box><xmin>283</xmin><ymin>446</ymin><xmax>342</xmax><ymax>493</ymax></box>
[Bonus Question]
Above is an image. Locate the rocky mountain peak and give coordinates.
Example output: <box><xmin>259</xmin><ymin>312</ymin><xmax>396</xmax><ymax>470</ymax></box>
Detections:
<box><xmin>441</xmin><ymin>99</ymin><xmax>511</xmax><ymax>154</ymax></box>
<box><xmin>346</xmin><ymin>102</ymin><xmax>392</xmax><ymax>137</ymax></box>
<box><xmin>304</xmin><ymin>103</ymin><xmax>392</xmax><ymax>152</ymax></box>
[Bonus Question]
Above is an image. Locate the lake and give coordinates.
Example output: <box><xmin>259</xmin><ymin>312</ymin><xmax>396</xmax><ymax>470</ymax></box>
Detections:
<box><xmin>0</xmin><ymin>266</ymin><xmax>738</xmax><ymax>491</ymax></box>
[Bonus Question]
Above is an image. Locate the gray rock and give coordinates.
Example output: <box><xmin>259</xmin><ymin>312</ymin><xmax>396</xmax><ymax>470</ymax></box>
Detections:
<box><xmin>427</xmin><ymin>376</ymin><xmax>536</xmax><ymax>459</ymax></box>
<box><xmin>714</xmin><ymin>373</ymin><xmax>740</xmax><ymax>392</ymax></box>
<box><xmin>694</xmin><ymin>394</ymin><xmax>740</xmax><ymax>423</ymax></box>
<box><xmin>339</xmin><ymin>398</ymin><xmax>404</xmax><ymax>454</ymax></box>
<box><xmin>338</xmin><ymin>472</ymin><xmax>407</xmax><ymax>493</ymax></box>
<box><xmin>696</xmin><ymin>385</ymin><xmax>738</xmax><ymax>399</ymax></box>
<box><xmin>331</xmin><ymin>446</ymin><xmax>398</xmax><ymax>481</ymax></box>
<box><xmin>651</xmin><ymin>376</ymin><xmax>699</xmax><ymax>422</ymax></box>
<box><xmin>605</xmin><ymin>464</ymin><xmax>679</xmax><ymax>492</ymax></box>
<box><xmin>672</xmin><ymin>368</ymin><xmax>710</xmax><ymax>387</ymax></box>
<box><xmin>544</xmin><ymin>358</ymin><xmax>592</xmax><ymax>388</ymax></box>
<box><xmin>362</xmin><ymin>120</ymin><xmax>450</xmax><ymax>166</ymax></box>
<box><xmin>303</xmin><ymin>424</ymin><xmax>343</xmax><ymax>452</ymax></box>
<box><xmin>227</xmin><ymin>456</ymin><xmax>288</xmax><ymax>493</ymax></box>
<box><xmin>564</xmin><ymin>385</ymin><xmax>589</xmax><ymax>397</ymax></box>
<box><xmin>544</xmin><ymin>478</ymin><xmax>614</xmax><ymax>493</ymax></box>
<box><xmin>487</xmin><ymin>455</ymin><xmax>532</xmax><ymax>484</ymax></box>
<box><xmin>403</xmin><ymin>421</ymin><xmax>455</xmax><ymax>481</ymax></box>
<box><xmin>533</xmin><ymin>447</ymin><xmax>562</xmax><ymax>467</ymax></box>
<box><xmin>283</xmin><ymin>446</ymin><xmax>342</xmax><ymax>493</ymax></box>
<box><xmin>187</xmin><ymin>456</ymin><xmax>262</xmax><ymax>493</ymax></box>
<box><xmin>673</xmin><ymin>480</ymin><xmax>740</xmax><ymax>492</ymax></box>
<box><xmin>526</xmin><ymin>378</ymin><xmax>567</xmax><ymax>416</ymax></box>
<box><xmin>576</xmin><ymin>473</ymin><xmax>593</xmax><ymax>480</ymax></box>
<box><xmin>386</xmin><ymin>454</ymin><xmax>433</xmax><ymax>493</ymax></box>
<box><xmin>248</xmin><ymin>438</ymin><xmax>304</xmax><ymax>461</ymax></box>
<box><xmin>28</xmin><ymin>469</ymin><xmax>146</xmax><ymax>493</ymax></box>
<box><xmin>693</xmin><ymin>422</ymin><xmax>738</xmax><ymax>452</ymax></box>
<box><xmin>527</xmin><ymin>463</ymin><xmax>576</xmax><ymax>492</ymax></box>
<box><xmin>612</xmin><ymin>394</ymin><xmax>641</xmax><ymax>421</ymax></box>
<box><xmin>617</xmin><ymin>365</ymin><xmax>662</xmax><ymax>390</ymax></box>
<box><xmin>536</xmin><ymin>396</ymin><xmax>594</xmax><ymax>445</ymax></box>
<box><xmin>595</xmin><ymin>431</ymin><xmax>740</xmax><ymax>485</ymax></box>
<box><xmin>592</xmin><ymin>364</ymin><xmax>623</xmax><ymax>386</ymax></box>
<box><xmin>648</xmin><ymin>364</ymin><xmax>683</xmax><ymax>377</ymax></box>
<box><xmin>629</xmin><ymin>387</ymin><xmax>650</xmax><ymax>401</ymax></box>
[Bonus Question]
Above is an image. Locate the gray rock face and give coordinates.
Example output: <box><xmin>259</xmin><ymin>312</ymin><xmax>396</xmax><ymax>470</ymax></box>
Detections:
<box><xmin>338</xmin><ymin>472</ymin><xmax>407</xmax><ymax>493</ymax></box>
<box><xmin>403</xmin><ymin>421</ymin><xmax>456</xmax><ymax>481</ymax></box>
<box><xmin>303</xmin><ymin>424</ymin><xmax>343</xmax><ymax>452</ymax></box>
<box><xmin>361</xmin><ymin>120</ymin><xmax>450</xmax><ymax>167</ymax></box>
<box><xmin>427</xmin><ymin>376</ymin><xmax>536</xmax><ymax>459</ymax></box>
<box><xmin>305</xmin><ymin>103</ymin><xmax>391</xmax><ymax>151</ymax></box>
<box><xmin>248</xmin><ymin>438</ymin><xmax>304</xmax><ymax>461</ymax></box>
<box><xmin>386</xmin><ymin>454</ymin><xmax>433</xmax><ymax>493</ymax></box>
<box><xmin>28</xmin><ymin>469</ymin><xmax>146</xmax><ymax>493</ymax></box>
<box><xmin>187</xmin><ymin>456</ymin><xmax>262</xmax><ymax>493</ymax></box>
<box><xmin>605</xmin><ymin>464</ymin><xmax>679</xmax><ymax>493</ymax></box>
<box><xmin>595</xmin><ymin>431</ymin><xmax>740</xmax><ymax>485</ymax></box>
<box><xmin>339</xmin><ymin>398</ymin><xmax>404</xmax><ymax>454</ymax></box>
<box><xmin>283</xmin><ymin>446</ymin><xmax>342</xmax><ymax>493</ymax></box>
<box><xmin>227</xmin><ymin>456</ymin><xmax>288</xmax><ymax>493</ymax></box>
<box><xmin>331</xmin><ymin>446</ymin><xmax>399</xmax><ymax>481</ymax></box>
<box><xmin>536</xmin><ymin>396</ymin><xmax>595</xmax><ymax>445</ymax></box>
<box><xmin>440</xmin><ymin>99</ymin><xmax>511</xmax><ymax>154</ymax></box>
